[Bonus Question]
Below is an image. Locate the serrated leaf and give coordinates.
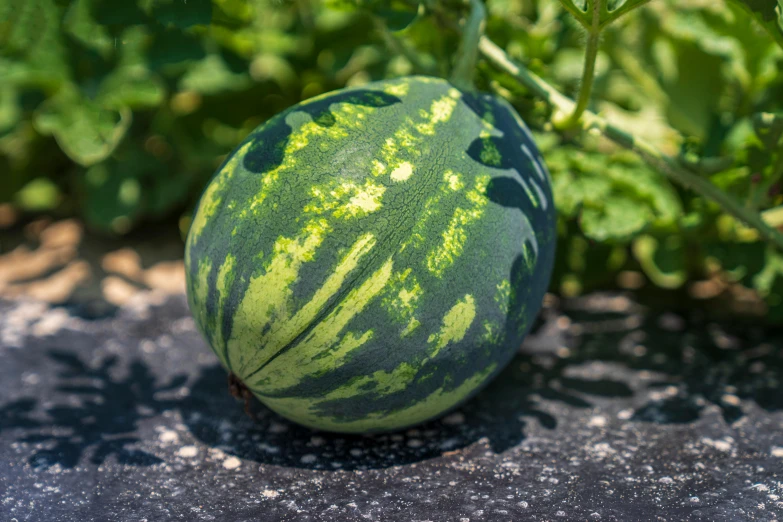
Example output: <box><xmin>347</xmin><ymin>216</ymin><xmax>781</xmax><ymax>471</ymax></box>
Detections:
<box><xmin>33</xmin><ymin>88</ymin><xmax>131</xmax><ymax>166</ymax></box>
<box><xmin>580</xmin><ymin>197</ymin><xmax>651</xmax><ymax>241</ymax></box>
<box><xmin>548</xmin><ymin>146</ymin><xmax>682</xmax><ymax>233</ymax></box>
<box><xmin>604</xmin><ymin>163</ymin><xmax>682</xmax><ymax>226</ymax></box>
<box><xmin>150</xmin><ymin>0</ymin><xmax>212</xmax><ymax>29</ymax></box>
<box><xmin>553</xmin><ymin>170</ymin><xmax>612</xmax><ymax>217</ymax></box>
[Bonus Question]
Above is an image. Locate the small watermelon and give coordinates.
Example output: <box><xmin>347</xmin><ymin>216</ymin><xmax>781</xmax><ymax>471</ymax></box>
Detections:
<box><xmin>185</xmin><ymin>76</ymin><xmax>556</xmax><ymax>433</ymax></box>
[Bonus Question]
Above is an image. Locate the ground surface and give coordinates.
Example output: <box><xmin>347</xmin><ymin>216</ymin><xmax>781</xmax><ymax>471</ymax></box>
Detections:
<box><xmin>1</xmin><ymin>287</ymin><xmax>782</xmax><ymax>522</ymax></box>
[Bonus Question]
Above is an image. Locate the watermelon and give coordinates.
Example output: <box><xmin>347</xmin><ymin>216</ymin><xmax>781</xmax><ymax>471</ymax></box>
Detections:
<box><xmin>185</xmin><ymin>75</ymin><xmax>556</xmax><ymax>433</ymax></box>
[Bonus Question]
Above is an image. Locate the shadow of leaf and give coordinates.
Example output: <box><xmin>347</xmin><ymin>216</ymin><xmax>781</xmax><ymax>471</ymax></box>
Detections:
<box><xmin>0</xmin><ymin>399</ymin><xmax>39</xmax><ymax>433</ymax></box>
<box><xmin>11</xmin><ymin>349</ymin><xmax>186</xmax><ymax>469</ymax></box>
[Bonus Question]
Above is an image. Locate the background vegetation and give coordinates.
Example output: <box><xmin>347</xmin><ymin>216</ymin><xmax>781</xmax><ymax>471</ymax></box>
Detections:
<box><xmin>1</xmin><ymin>0</ymin><xmax>783</xmax><ymax>317</ymax></box>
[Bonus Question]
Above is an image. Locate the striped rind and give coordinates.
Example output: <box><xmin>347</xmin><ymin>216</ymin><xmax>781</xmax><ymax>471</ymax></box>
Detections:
<box><xmin>185</xmin><ymin>76</ymin><xmax>556</xmax><ymax>433</ymax></box>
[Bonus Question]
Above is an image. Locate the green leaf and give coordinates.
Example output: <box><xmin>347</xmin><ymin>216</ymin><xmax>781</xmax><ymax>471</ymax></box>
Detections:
<box><xmin>178</xmin><ymin>54</ymin><xmax>250</xmax><ymax>95</ymax></box>
<box><xmin>779</xmin><ymin>0</ymin><xmax>783</xmax><ymax>32</ymax></box>
<box><xmin>547</xmin><ymin>145</ymin><xmax>682</xmax><ymax>239</ymax></box>
<box><xmin>726</xmin><ymin>0</ymin><xmax>783</xmax><ymax>49</ymax></box>
<box><xmin>1</xmin><ymin>0</ymin><xmax>69</xmax><ymax>87</ymax></box>
<box><xmin>63</xmin><ymin>0</ymin><xmax>113</xmax><ymax>56</ymax></box>
<box><xmin>754</xmin><ymin>112</ymin><xmax>783</xmax><ymax>150</ymax></box>
<box><xmin>81</xmin><ymin>162</ymin><xmax>142</xmax><ymax>232</ymax></box>
<box><xmin>97</xmin><ymin>68</ymin><xmax>166</xmax><ymax>110</ymax></box>
<box><xmin>375</xmin><ymin>1</ymin><xmax>420</xmax><ymax>32</ymax></box>
<box><xmin>150</xmin><ymin>0</ymin><xmax>212</xmax><ymax>29</ymax></box>
<box><xmin>93</xmin><ymin>0</ymin><xmax>149</xmax><ymax>27</ymax></box>
<box><xmin>580</xmin><ymin>197</ymin><xmax>651</xmax><ymax>241</ymax></box>
<box><xmin>700</xmin><ymin>241</ymin><xmax>783</xmax><ymax>322</ymax></box>
<box><xmin>148</xmin><ymin>28</ymin><xmax>206</xmax><ymax>69</ymax></box>
<box><xmin>33</xmin><ymin>88</ymin><xmax>132</xmax><ymax>166</ymax></box>
<box><xmin>604</xmin><ymin>162</ymin><xmax>682</xmax><ymax>226</ymax></box>
<box><xmin>0</xmin><ymin>85</ymin><xmax>21</xmax><ymax>134</ymax></box>
<box><xmin>14</xmin><ymin>177</ymin><xmax>60</xmax><ymax>211</ymax></box>
<box><xmin>653</xmin><ymin>38</ymin><xmax>725</xmax><ymax>141</ymax></box>
<box><xmin>327</xmin><ymin>0</ymin><xmax>420</xmax><ymax>31</ymax></box>
<box><xmin>552</xmin><ymin>168</ymin><xmax>612</xmax><ymax>217</ymax></box>
<box><xmin>705</xmin><ymin>241</ymin><xmax>767</xmax><ymax>283</ymax></box>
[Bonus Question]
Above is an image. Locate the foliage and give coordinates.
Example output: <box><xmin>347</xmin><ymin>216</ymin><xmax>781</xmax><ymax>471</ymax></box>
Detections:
<box><xmin>1</xmin><ymin>0</ymin><xmax>783</xmax><ymax>316</ymax></box>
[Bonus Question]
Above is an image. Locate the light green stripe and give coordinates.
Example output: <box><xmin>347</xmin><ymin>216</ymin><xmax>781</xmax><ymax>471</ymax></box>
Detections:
<box><xmin>427</xmin><ymin>294</ymin><xmax>476</xmax><ymax>357</ymax></box>
<box><xmin>240</xmin><ymin>233</ymin><xmax>379</xmax><ymax>383</ymax></box>
<box><xmin>250</xmin><ymin>256</ymin><xmax>395</xmax><ymax>389</ymax></box>
<box><xmin>426</xmin><ymin>174</ymin><xmax>491</xmax><ymax>278</ymax></box>
<box><xmin>257</xmin><ymin>363</ymin><xmax>497</xmax><ymax>433</ymax></box>
<box><xmin>228</xmin><ymin>219</ymin><xmax>331</xmax><ymax>373</ymax></box>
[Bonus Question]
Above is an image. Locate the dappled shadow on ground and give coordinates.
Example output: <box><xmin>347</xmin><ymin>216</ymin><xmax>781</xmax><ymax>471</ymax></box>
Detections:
<box><xmin>562</xmin><ymin>296</ymin><xmax>783</xmax><ymax>425</ymax></box>
<box><xmin>2</xmin><ymin>296</ymin><xmax>782</xmax><ymax>471</ymax></box>
<box><xmin>0</xmin><ymin>350</ymin><xmax>187</xmax><ymax>469</ymax></box>
<box><xmin>176</xmin><ymin>299</ymin><xmax>782</xmax><ymax>470</ymax></box>
<box><xmin>179</xmin><ymin>353</ymin><xmax>570</xmax><ymax>470</ymax></box>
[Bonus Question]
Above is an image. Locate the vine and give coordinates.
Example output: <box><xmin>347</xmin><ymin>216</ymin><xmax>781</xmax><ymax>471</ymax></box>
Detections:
<box><xmin>416</xmin><ymin>0</ymin><xmax>783</xmax><ymax>251</ymax></box>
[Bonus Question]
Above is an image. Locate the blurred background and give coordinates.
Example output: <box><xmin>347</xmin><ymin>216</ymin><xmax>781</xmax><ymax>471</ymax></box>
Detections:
<box><xmin>1</xmin><ymin>0</ymin><xmax>782</xmax><ymax>321</ymax></box>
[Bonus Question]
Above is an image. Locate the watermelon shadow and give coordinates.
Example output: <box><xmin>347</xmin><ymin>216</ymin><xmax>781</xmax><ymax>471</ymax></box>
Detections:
<box><xmin>1</xmin><ymin>349</ymin><xmax>187</xmax><ymax>469</ymax></box>
<box><xmin>178</xmin><ymin>309</ymin><xmax>601</xmax><ymax>471</ymax></box>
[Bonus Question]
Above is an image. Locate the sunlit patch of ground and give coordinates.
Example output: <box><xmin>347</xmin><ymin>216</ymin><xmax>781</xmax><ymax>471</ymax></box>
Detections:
<box><xmin>0</xmin><ymin>207</ymin><xmax>185</xmax><ymax>307</ymax></box>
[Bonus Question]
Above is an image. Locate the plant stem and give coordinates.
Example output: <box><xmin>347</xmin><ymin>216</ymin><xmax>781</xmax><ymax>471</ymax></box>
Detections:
<box><xmin>478</xmin><ymin>36</ymin><xmax>783</xmax><ymax>251</ymax></box>
<box><xmin>449</xmin><ymin>0</ymin><xmax>486</xmax><ymax>90</ymax></box>
<box><xmin>562</xmin><ymin>0</ymin><xmax>601</xmax><ymax>128</ymax></box>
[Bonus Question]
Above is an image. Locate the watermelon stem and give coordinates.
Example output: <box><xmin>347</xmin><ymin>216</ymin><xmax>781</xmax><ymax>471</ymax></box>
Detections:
<box><xmin>449</xmin><ymin>0</ymin><xmax>486</xmax><ymax>91</ymax></box>
<box><xmin>228</xmin><ymin>372</ymin><xmax>255</xmax><ymax>419</ymax></box>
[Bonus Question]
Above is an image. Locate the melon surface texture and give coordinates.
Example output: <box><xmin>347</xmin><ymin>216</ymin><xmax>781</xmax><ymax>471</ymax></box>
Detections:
<box><xmin>185</xmin><ymin>76</ymin><xmax>556</xmax><ymax>433</ymax></box>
